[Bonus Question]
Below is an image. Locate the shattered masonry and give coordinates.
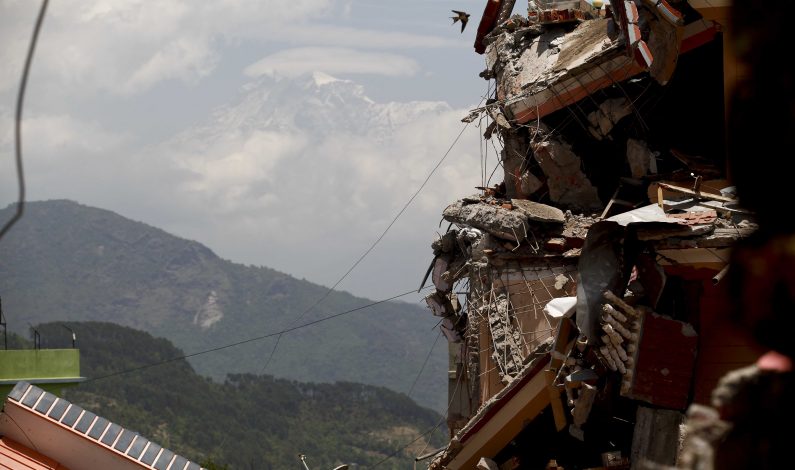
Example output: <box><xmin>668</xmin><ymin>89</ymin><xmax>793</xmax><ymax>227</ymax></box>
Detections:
<box><xmin>421</xmin><ymin>1</ymin><xmax>754</xmax><ymax>469</ymax></box>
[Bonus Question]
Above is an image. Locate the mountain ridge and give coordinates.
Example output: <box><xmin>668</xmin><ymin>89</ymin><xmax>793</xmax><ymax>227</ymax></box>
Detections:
<box><xmin>0</xmin><ymin>200</ymin><xmax>446</xmax><ymax>410</ymax></box>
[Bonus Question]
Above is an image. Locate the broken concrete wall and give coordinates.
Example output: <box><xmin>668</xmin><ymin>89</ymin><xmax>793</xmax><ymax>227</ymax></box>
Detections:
<box><xmin>443</xmin><ymin>200</ymin><xmax>530</xmax><ymax>242</ymax></box>
<box><xmin>425</xmin><ymin>2</ymin><xmax>751</xmax><ymax>466</ymax></box>
<box><xmin>531</xmin><ymin>139</ymin><xmax>602</xmax><ymax>210</ymax></box>
<box><xmin>473</xmin><ymin>0</ymin><xmax>729</xmax><ymax>215</ymax></box>
<box><xmin>467</xmin><ymin>259</ymin><xmax>577</xmax><ymax>404</ymax></box>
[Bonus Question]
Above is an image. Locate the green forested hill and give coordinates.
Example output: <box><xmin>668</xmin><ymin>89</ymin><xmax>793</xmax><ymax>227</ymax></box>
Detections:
<box><xmin>0</xmin><ymin>200</ymin><xmax>445</xmax><ymax>410</ymax></box>
<box><xmin>32</xmin><ymin>322</ymin><xmax>445</xmax><ymax>469</ymax></box>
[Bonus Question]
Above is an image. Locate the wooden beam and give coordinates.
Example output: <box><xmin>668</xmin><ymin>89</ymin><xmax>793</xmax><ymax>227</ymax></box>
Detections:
<box><xmin>545</xmin><ymin>369</ymin><xmax>568</xmax><ymax>431</ymax></box>
<box><xmin>656</xmin><ymin>182</ymin><xmax>736</xmax><ymax>203</ymax></box>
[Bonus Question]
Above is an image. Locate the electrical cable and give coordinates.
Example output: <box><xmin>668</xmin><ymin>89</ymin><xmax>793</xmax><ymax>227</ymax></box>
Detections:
<box><xmin>4</xmin><ymin>412</ymin><xmax>38</xmax><ymax>452</ymax></box>
<box><xmin>371</xmin><ymin>365</ymin><xmax>465</xmax><ymax>468</ymax></box>
<box><xmin>369</xmin><ymin>422</ymin><xmax>440</xmax><ymax>469</ymax></box>
<box><xmin>0</xmin><ymin>0</ymin><xmax>49</xmax><ymax>241</ymax></box>
<box><xmin>85</xmin><ymin>287</ymin><xmax>429</xmax><ymax>383</ymax></box>
<box><xmin>406</xmin><ymin>329</ymin><xmax>442</xmax><ymax>399</ymax></box>
<box><xmin>259</xmin><ymin>117</ymin><xmax>475</xmax><ymax>374</ymax></box>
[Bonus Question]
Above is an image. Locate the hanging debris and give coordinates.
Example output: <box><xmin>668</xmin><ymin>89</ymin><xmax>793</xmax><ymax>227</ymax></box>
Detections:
<box><xmin>421</xmin><ymin>2</ymin><xmax>762</xmax><ymax>469</ymax></box>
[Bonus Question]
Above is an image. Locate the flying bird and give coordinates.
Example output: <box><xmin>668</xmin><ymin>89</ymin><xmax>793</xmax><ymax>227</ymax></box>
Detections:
<box><xmin>451</xmin><ymin>10</ymin><xmax>470</xmax><ymax>33</ymax></box>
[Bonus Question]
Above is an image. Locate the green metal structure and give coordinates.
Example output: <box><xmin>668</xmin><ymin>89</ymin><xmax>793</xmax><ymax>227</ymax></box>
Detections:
<box><xmin>0</xmin><ymin>349</ymin><xmax>85</xmax><ymax>396</ymax></box>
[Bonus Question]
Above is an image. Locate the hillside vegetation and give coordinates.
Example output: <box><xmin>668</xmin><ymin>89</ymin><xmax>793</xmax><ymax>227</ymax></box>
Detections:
<box><xmin>32</xmin><ymin>322</ymin><xmax>445</xmax><ymax>469</ymax></box>
<box><xmin>0</xmin><ymin>200</ymin><xmax>445</xmax><ymax>410</ymax></box>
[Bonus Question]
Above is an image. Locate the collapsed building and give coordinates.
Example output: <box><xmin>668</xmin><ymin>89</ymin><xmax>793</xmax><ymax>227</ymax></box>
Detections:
<box><xmin>419</xmin><ymin>1</ymin><xmax>757</xmax><ymax>469</ymax></box>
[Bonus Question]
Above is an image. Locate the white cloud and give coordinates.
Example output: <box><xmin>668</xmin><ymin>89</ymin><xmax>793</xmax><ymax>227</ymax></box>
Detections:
<box><xmin>0</xmin><ymin>72</ymin><xmax>488</xmax><ymax>299</ymax></box>
<box><xmin>0</xmin><ymin>109</ymin><xmax>132</xmax><ymax>206</ymax></box>
<box><xmin>244</xmin><ymin>47</ymin><xmax>419</xmax><ymax>78</ymax></box>
<box><xmin>172</xmin><ymin>129</ymin><xmax>309</xmax><ymax>213</ymax></box>
<box><xmin>0</xmin><ymin>111</ymin><xmax>128</xmax><ymax>157</ymax></box>
<box><xmin>0</xmin><ymin>0</ymin><xmax>334</xmax><ymax>95</ymax></box>
<box><xmin>0</xmin><ymin>0</ymin><xmax>462</xmax><ymax>96</ymax></box>
<box><xmin>276</xmin><ymin>25</ymin><xmax>463</xmax><ymax>50</ymax></box>
<box><xmin>126</xmin><ymin>76</ymin><xmax>485</xmax><ymax>297</ymax></box>
<box><xmin>0</xmin><ymin>0</ymin><xmax>489</xmax><ymax>298</ymax></box>
<box><xmin>120</xmin><ymin>35</ymin><xmax>219</xmax><ymax>94</ymax></box>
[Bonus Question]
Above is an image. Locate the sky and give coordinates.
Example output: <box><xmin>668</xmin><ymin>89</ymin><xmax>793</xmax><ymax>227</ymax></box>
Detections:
<box><xmin>0</xmin><ymin>0</ymin><xmax>508</xmax><ymax>302</ymax></box>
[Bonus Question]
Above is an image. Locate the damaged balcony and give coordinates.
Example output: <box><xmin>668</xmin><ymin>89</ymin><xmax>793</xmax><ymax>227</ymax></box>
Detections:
<box><xmin>421</xmin><ymin>1</ymin><xmax>751</xmax><ymax>469</ymax></box>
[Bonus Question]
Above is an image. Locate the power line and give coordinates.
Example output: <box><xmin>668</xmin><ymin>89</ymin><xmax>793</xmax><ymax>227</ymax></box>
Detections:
<box><xmin>406</xmin><ymin>330</ymin><xmax>442</xmax><ymax>399</ymax></box>
<box><xmin>370</xmin><ymin>365</ymin><xmax>465</xmax><ymax>468</ymax></box>
<box><xmin>0</xmin><ymin>0</ymin><xmax>49</xmax><ymax>241</ymax></box>
<box><xmin>369</xmin><ymin>422</ymin><xmax>440</xmax><ymax>469</ymax></box>
<box><xmin>259</xmin><ymin>118</ymin><xmax>474</xmax><ymax>374</ymax></box>
<box><xmin>85</xmin><ymin>287</ymin><xmax>427</xmax><ymax>383</ymax></box>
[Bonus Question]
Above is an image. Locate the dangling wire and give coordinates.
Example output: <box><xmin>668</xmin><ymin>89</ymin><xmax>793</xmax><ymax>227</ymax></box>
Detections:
<box><xmin>0</xmin><ymin>0</ymin><xmax>50</xmax><ymax>241</ymax></box>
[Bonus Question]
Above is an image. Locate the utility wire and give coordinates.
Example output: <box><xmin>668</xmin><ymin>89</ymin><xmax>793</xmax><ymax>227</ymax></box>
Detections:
<box><xmin>1</xmin><ymin>5</ymin><xmax>473</xmax><ymax>464</ymax></box>
<box><xmin>370</xmin><ymin>366</ymin><xmax>465</xmax><ymax>468</ymax></box>
<box><xmin>0</xmin><ymin>0</ymin><xmax>49</xmax><ymax>241</ymax></box>
<box><xmin>370</xmin><ymin>422</ymin><xmax>440</xmax><ymax>469</ymax></box>
<box><xmin>86</xmin><ymin>287</ymin><xmax>426</xmax><ymax>383</ymax></box>
<box><xmin>259</xmin><ymin>118</ymin><xmax>474</xmax><ymax>373</ymax></box>
<box><xmin>406</xmin><ymin>329</ymin><xmax>442</xmax><ymax>399</ymax></box>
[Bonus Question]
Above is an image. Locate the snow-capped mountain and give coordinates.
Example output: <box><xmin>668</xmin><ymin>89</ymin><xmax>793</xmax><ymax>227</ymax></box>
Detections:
<box><xmin>144</xmin><ymin>71</ymin><xmax>480</xmax><ymax>309</ymax></box>
<box><xmin>155</xmin><ymin>71</ymin><xmax>470</xmax><ymax>219</ymax></box>
<box><xmin>199</xmin><ymin>71</ymin><xmax>451</xmax><ymax>139</ymax></box>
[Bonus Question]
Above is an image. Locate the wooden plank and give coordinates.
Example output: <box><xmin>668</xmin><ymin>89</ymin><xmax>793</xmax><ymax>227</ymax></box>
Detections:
<box><xmin>545</xmin><ymin>369</ymin><xmax>568</xmax><ymax>432</ymax></box>
<box><xmin>448</xmin><ymin>371</ymin><xmax>549</xmax><ymax>469</ymax></box>
<box><xmin>656</xmin><ymin>182</ymin><xmax>736</xmax><ymax>203</ymax></box>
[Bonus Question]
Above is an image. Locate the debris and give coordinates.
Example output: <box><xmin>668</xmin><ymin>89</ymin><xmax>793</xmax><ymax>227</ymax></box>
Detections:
<box><xmin>635</xmin><ymin>253</ymin><xmax>666</xmax><ymax>309</ymax></box>
<box><xmin>620</xmin><ymin>309</ymin><xmax>698</xmax><ymax>409</ymax></box>
<box><xmin>511</xmin><ymin>199</ymin><xmax>565</xmax><ymax>224</ymax></box>
<box><xmin>544</xmin><ymin>296</ymin><xmax>577</xmax><ymax>319</ymax></box>
<box><xmin>667</xmin><ymin>209</ymin><xmax>718</xmax><ymax>226</ymax></box>
<box><xmin>670</xmin><ymin>148</ymin><xmax>722</xmax><ymax>178</ymax></box>
<box><xmin>625</xmin><ymin>138</ymin><xmax>655</xmax><ymax>178</ymax></box>
<box><xmin>425</xmin><ymin>291</ymin><xmax>456</xmax><ymax>317</ymax></box>
<box><xmin>604</xmin><ymin>291</ymin><xmax>638</xmax><ymax>318</ymax></box>
<box><xmin>531</xmin><ymin>139</ymin><xmax>602</xmax><ymax>210</ymax></box>
<box><xmin>487</xmin><ymin>106</ymin><xmax>512</xmax><ymax>130</ymax></box>
<box><xmin>487</xmin><ymin>294</ymin><xmax>525</xmax><ymax>381</ymax></box>
<box><xmin>432</xmin><ymin>229</ymin><xmax>459</xmax><ymax>254</ymax></box>
<box><xmin>601</xmin><ymin>450</ymin><xmax>630</xmax><ymax>468</ymax></box>
<box><xmin>711</xmin><ymin>264</ymin><xmax>729</xmax><ymax>286</ymax></box>
<box><xmin>607</xmin><ymin>203</ymin><xmax>684</xmax><ymax>226</ymax></box>
<box><xmin>474</xmin><ymin>0</ymin><xmax>502</xmax><ymax>54</ymax></box>
<box><xmin>569</xmin><ymin>383</ymin><xmax>597</xmax><ymax>440</ymax></box>
<box><xmin>432</xmin><ymin>255</ymin><xmax>454</xmax><ymax>292</ymax></box>
<box><xmin>587</xmin><ymin>98</ymin><xmax>633</xmax><ymax>140</ymax></box>
<box><xmin>645</xmin><ymin>3</ymin><xmax>681</xmax><ymax>84</ymax></box>
<box><xmin>576</xmin><ymin>222</ymin><xmax>628</xmax><ymax>343</ymax></box>
<box><xmin>630</xmin><ymin>406</ymin><xmax>684</xmax><ymax>468</ymax></box>
<box><xmin>603</xmin><ymin>303</ymin><xmax>627</xmax><ymax>323</ymax></box>
<box><xmin>476</xmin><ymin>457</ymin><xmax>499</xmax><ymax>470</ymax></box>
<box><xmin>656</xmin><ymin>182</ymin><xmax>736</xmax><ymax>204</ymax></box>
<box><xmin>424</xmin><ymin>2</ymin><xmax>758</xmax><ymax>469</ymax></box>
<box><xmin>542</xmin><ymin>238</ymin><xmax>565</xmax><ymax>253</ymax></box>
<box><xmin>519</xmin><ymin>170</ymin><xmax>544</xmax><ymax>197</ymax></box>
<box><xmin>443</xmin><ymin>200</ymin><xmax>529</xmax><ymax>241</ymax></box>
<box><xmin>441</xmin><ymin>317</ymin><xmax>463</xmax><ymax>342</ymax></box>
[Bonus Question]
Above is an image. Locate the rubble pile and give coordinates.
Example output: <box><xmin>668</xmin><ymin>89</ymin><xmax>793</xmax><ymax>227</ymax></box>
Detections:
<box><xmin>418</xmin><ymin>1</ymin><xmax>763</xmax><ymax>469</ymax></box>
